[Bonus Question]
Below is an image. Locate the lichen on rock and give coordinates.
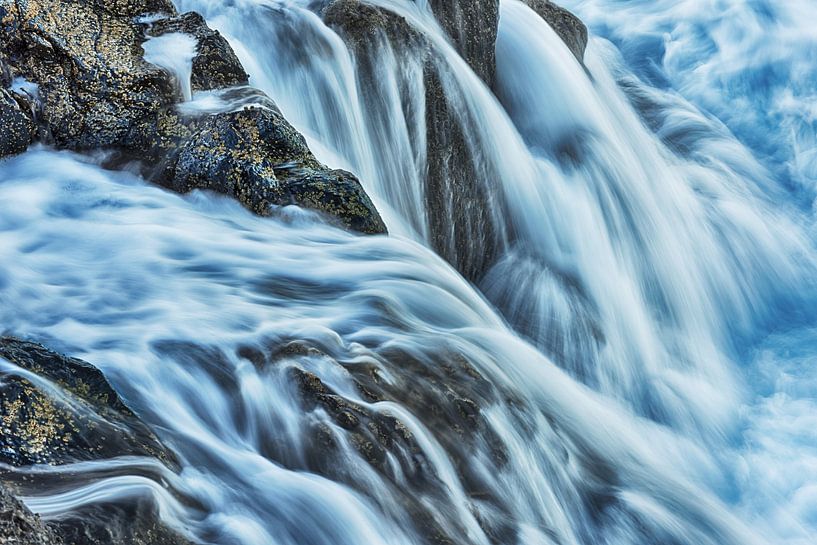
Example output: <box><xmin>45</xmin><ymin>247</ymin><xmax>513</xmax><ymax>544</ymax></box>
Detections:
<box><xmin>0</xmin><ymin>0</ymin><xmax>387</xmax><ymax>235</ymax></box>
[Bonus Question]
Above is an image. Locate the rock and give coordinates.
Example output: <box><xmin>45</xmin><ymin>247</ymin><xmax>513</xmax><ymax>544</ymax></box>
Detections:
<box><xmin>0</xmin><ymin>486</ymin><xmax>63</xmax><ymax>545</ymax></box>
<box><xmin>233</xmin><ymin>338</ymin><xmax>511</xmax><ymax>545</ymax></box>
<box><xmin>0</xmin><ymin>87</ymin><xmax>35</xmax><ymax>159</ymax></box>
<box><xmin>522</xmin><ymin>0</ymin><xmax>588</xmax><ymax>62</ymax></box>
<box><xmin>0</xmin><ymin>0</ymin><xmax>386</xmax><ymax>234</ymax></box>
<box><xmin>0</xmin><ymin>336</ymin><xmax>174</xmax><ymax>467</ymax></box>
<box><xmin>131</xmin><ymin>103</ymin><xmax>387</xmax><ymax>234</ymax></box>
<box><xmin>1</xmin><ymin>482</ymin><xmax>190</xmax><ymax>545</ymax></box>
<box><xmin>148</xmin><ymin>11</ymin><xmax>249</xmax><ymax>92</ymax></box>
<box><xmin>324</xmin><ymin>0</ymin><xmax>499</xmax><ymax>280</ymax></box>
<box><xmin>425</xmin><ymin>0</ymin><xmax>500</xmax><ymax>86</ymax></box>
<box><xmin>0</xmin><ymin>337</ymin><xmax>191</xmax><ymax>545</ymax></box>
<box><xmin>0</xmin><ymin>0</ymin><xmax>177</xmax><ymax>150</ymax></box>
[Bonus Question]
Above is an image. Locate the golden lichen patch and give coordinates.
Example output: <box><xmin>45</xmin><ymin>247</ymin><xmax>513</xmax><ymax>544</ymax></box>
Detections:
<box><xmin>1</xmin><ymin>380</ymin><xmax>75</xmax><ymax>463</ymax></box>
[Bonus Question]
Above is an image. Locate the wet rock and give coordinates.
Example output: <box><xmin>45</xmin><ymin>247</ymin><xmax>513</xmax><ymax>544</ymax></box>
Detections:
<box><xmin>0</xmin><ymin>87</ymin><xmax>35</xmax><ymax>159</ymax></box>
<box><xmin>0</xmin><ymin>486</ymin><xmax>62</xmax><ymax>545</ymax></box>
<box><xmin>239</xmin><ymin>338</ymin><xmax>511</xmax><ymax>545</ymax></box>
<box><xmin>0</xmin><ymin>337</ymin><xmax>191</xmax><ymax>545</ymax></box>
<box><xmin>425</xmin><ymin>0</ymin><xmax>500</xmax><ymax>86</ymax></box>
<box><xmin>49</xmin><ymin>500</ymin><xmax>192</xmax><ymax>545</ymax></box>
<box><xmin>324</xmin><ymin>0</ymin><xmax>499</xmax><ymax>280</ymax></box>
<box><xmin>0</xmin><ymin>0</ymin><xmax>177</xmax><ymax>150</ymax></box>
<box><xmin>522</xmin><ymin>0</ymin><xmax>588</xmax><ymax>62</ymax></box>
<box><xmin>149</xmin><ymin>11</ymin><xmax>249</xmax><ymax>92</ymax></box>
<box><xmin>0</xmin><ymin>0</ymin><xmax>385</xmax><ymax>232</ymax></box>
<box><xmin>0</xmin><ymin>336</ymin><xmax>174</xmax><ymax>467</ymax></box>
<box><xmin>140</xmin><ymin>104</ymin><xmax>387</xmax><ymax>234</ymax></box>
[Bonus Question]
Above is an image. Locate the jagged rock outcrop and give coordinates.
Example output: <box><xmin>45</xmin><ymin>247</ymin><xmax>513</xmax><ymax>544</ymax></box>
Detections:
<box><xmin>0</xmin><ymin>0</ymin><xmax>385</xmax><ymax>234</ymax></box>
<box><xmin>0</xmin><ymin>337</ymin><xmax>190</xmax><ymax>545</ymax></box>
<box><xmin>148</xmin><ymin>11</ymin><xmax>249</xmax><ymax>92</ymax></box>
<box><xmin>522</xmin><ymin>0</ymin><xmax>588</xmax><ymax>62</ymax></box>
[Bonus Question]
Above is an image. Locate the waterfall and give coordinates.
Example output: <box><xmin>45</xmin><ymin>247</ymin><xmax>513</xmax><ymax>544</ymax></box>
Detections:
<box><xmin>2</xmin><ymin>0</ymin><xmax>816</xmax><ymax>544</ymax></box>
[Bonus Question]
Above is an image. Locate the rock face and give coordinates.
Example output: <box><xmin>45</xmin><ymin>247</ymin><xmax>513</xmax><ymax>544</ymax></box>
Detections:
<box><xmin>426</xmin><ymin>0</ymin><xmax>500</xmax><ymax>86</ymax></box>
<box><xmin>0</xmin><ymin>337</ymin><xmax>190</xmax><ymax>545</ymax></box>
<box><xmin>0</xmin><ymin>487</ymin><xmax>62</xmax><ymax>545</ymax></box>
<box><xmin>0</xmin><ymin>0</ymin><xmax>386</xmax><ymax>234</ymax></box>
<box><xmin>522</xmin><ymin>0</ymin><xmax>588</xmax><ymax>62</ymax></box>
<box><xmin>324</xmin><ymin>0</ymin><xmax>501</xmax><ymax>282</ymax></box>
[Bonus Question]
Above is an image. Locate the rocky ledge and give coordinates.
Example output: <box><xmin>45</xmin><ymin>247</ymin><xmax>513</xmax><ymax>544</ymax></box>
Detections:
<box><xmin>0</xmin><ymin>0</ymin><xmax>385</xmax><ymax>234</ymax></box>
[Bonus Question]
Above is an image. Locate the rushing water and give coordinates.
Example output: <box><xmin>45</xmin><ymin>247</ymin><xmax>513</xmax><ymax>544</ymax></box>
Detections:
<box><xmin>1</xmin><ymin>1</ymin><xmax>816</xmax><ymax>544</ymax></box>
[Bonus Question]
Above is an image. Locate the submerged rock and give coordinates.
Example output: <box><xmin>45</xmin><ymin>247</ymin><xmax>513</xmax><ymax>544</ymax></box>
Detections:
<box><xmin>522</xmin><ymin>0</ymin><xmax>588</xmax><ymax>62</ymax></box>
<box><xmin>230</xmin><ymin>338</ymin><xmax>511</xmax><ymax>545</ymax></box>
<box><xmin>0</xmin><ymin>0</ymin><xmax>386</xmax><ymax>234</ymax></box>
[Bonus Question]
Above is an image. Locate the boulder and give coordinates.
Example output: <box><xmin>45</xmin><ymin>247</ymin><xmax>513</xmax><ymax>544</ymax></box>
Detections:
<box><xmin>522</xmin><ymin>0</ymin><xmax>588</xmax><ymax>62</ymax></box>
<box><xmin>0</xmin><ymin>336</ymin><xmax>174</xmax><ymax>467</ymax></box>
<box><xmin>0</xmin><ymin>0</ymin><xmax>177</xmax><ymax>150</ymax></box>
<box><xmin>126</xmin><ymin>99</ymin><xmax>387</xmax><ymax>234</ymax></box>
<box><xmin>0</xmin><ymin>337</ymin><xmax>191</xmax><ymax>545</ymax></box>
<box><xmin>148</xmin><ymin>11</ymin><xmax>249</xmax><ymax>92</ymax></box>
<box><xmin>0</xmin><ymin>0</ymin><xmax>386</xmax><ymax>234</ymax></box>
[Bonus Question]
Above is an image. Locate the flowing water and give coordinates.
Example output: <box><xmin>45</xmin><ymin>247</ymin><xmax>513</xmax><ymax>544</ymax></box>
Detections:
<box><xmin>1</xmin><ymin>0</ymin><xmax>816</xmax><ymax>544</ymax></box>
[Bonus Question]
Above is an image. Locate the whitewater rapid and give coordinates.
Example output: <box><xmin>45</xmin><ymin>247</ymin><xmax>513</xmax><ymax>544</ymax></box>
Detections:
<box><xmin>2</xmin><ymin>1</ymin><xmax>817</xmax><ymax>544</ymax></box>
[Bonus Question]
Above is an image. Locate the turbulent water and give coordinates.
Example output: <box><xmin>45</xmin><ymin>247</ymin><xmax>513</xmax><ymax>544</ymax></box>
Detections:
<box><xmin>2</xmin><ymin>1</ymin><xmax>817</xmax><ymax>544</ymax></box>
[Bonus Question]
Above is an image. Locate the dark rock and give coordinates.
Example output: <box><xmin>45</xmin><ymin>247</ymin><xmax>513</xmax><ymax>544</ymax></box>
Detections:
<box><xmin>0</xmin><ymin>87</ymin><xmax>35</xmax><ymax>159</ymax></box>
<box><xmin>0</xmin><ymin>0</ymin><xmax>178</xmax><ymax>150</ymax></box>
<box><xmin>49</xmin><ymin>500</ymin><xmax>192</xmax><ymax>545</ymax></box>
<box><xmin>127</xmin><ymin>103</ymin><xmax>387</xmax><ymax>234</ymax></box>
<box><xmin>242</xmin><ymin>338</ymin><xmax>511</xmax><ymax>545</ymax></box>
<box><xmin>522</xmin><ymin>0</ymin><xmax>588</xmax><ymax>62</ymax></box>
<box><xmin>425</xmin><ymin>0</ymin><xmax>500</xmax><ymax>86</ymax></box>
<box><xmin>0</xmin><ymin>486</ymin><xmax>63</xmax><ymax>545</ymax></box>
<box><xmin>0</xmin><ymin>0</ymin><xmax>386</xmax><ymax>234</ymax></box>
<box><xmin>0</xmin><ymin>336</ymin><xmax>174</xmax><ymax>467</ymax></box>
<box><xmin>0</xmin><ymin>337</ymin><xmax>191</xmax><ymax>545</ymax></box>
<box><xmin>149</xmin><ymin>11</ymin><xmax>249</xmax><ymax>92</ymax></box>
<box><xmin>324</xmin><ymin>0</ymin><xmax>500</xmax><ymax>280</ymax></box>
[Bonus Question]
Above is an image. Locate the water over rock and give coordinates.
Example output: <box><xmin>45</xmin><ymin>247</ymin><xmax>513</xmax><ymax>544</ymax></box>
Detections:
<box><xmin>0</xmin><ymin>0</ymin><xmax>385</xmax><ymax>234</ymax></box>
<box><xmin>0</xmin><ymin>337</ymin><xmax>190</xmax><ymax>545</ymax></box>
<box><xmin>323</xmin><ymin>0</ymin><xmax>502</xmax><ymax>281</ymax></box>
<box><xmin>0</xmin><ymin>336</ymin><xmax>173</xmax><ymax>467</ymax></box>
<box><xmin>521</xmin><ymin>0</ymin><xmax>588</xmax><ymax>62</ymax></box>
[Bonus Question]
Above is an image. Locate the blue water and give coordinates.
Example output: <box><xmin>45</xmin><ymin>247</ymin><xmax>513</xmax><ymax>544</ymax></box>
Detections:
<box><xmin>2</xmin><ymin>1</ymin><xmax>817</xmax><ymax>544</ymax></box>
